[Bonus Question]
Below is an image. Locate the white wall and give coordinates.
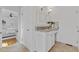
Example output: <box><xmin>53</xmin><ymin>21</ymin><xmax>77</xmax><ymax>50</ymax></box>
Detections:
<box><xmin>36</xmin><ymin>6</ymin><xmax>57</xmax><ymax>26</ymax></box>
<box><xmin>52</xmin><ymin>6</ymin><xmax>79</xmax><ymax>47</ymax></box>
<box><xmin>0</xmin><ymin>6</ymin><xmax>20</xmax><ymax>13</ymax></box>
<box><xmin>0</xmin><ymin>11</ymin><xmax>2</xmax><ymax>42</ymax></box>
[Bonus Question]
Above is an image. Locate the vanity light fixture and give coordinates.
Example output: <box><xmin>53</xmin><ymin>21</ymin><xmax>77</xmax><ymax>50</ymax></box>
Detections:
<box><xmin>40</xmin><ymin>6</ymin><xmax>44</xmax><ymax>11</ymax></box>
<box><xmin>10</xmin><ymin>13</ymin><xmax>13</xmax><ymax>17</ymax></box>
<box><xmin>47</xmin><ymin>7</ymin><xmax>53</xmax><ymax>14</ymax></box>
<box><xmin>40</xmin><ymin>6</ymin><xmax>47</xmax><ymax>11</ymax></box>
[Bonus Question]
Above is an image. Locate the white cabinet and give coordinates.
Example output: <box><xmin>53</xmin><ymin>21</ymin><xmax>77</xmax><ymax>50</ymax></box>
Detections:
<box><xmin>45</xmin><ymin>32</ymin><xmax>55</xmax><ymax>51</ymax></box>
<box><xmin>34</xmin><ymin>31</ymin><xmax>55</xmax><ymax>52</ymax></box>
<box><xmin>35</xmin><ymin>32</ymin><xmax>45</xmax><ymax>52</ymax></box>
<box><xmin>33</xmin><ymin>31</ymin><xmax>56</xmax><ymax>52</ymax></box>
<box><xmin>21</xmin><ymin>6</ymin><xmax>56</xmax><ymax>52</ymax></box>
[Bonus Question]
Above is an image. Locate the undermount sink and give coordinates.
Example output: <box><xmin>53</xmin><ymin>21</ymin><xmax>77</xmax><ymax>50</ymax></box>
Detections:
<box><xmin>35</xmin><ymin>25</ymin><xmax>58</xmax><ymax>32</ymax></box>
<box><xmin>35</xmin><ymin>22</ymin><xmax>59</xmax><ymax>32</ymax></box>
<box><xmin>36</xmin><ymin>25</ymin><xmax>51</xmax><ymax>30</ymax></box>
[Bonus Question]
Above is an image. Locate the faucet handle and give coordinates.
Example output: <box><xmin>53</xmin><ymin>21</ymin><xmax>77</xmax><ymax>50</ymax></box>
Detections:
<box><xmin>47</xmin><ymin>21</ymin><xmax>55</xmax><ymax>24</ymax></box>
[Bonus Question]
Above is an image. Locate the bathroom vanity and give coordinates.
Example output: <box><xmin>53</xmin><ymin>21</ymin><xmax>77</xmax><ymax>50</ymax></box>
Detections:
<box><xmin>21</xmin><ymin>6</ymin><xmax>59</xmax><ymax>52</ymax></box>
<box><xmin>33</xmin><ymin>30</ymin><xmax>57</xmax><ymax>52</ymax></box>
<box><xmin>22</xmin><ymin>25</ymin><xmax>57</xmax><ymax>52</ymax></box>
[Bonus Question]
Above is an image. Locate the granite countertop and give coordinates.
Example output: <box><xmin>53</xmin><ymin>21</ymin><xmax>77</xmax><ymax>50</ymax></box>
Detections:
<box><xmin>35</xmin><ymin>26</ymin><xmax>59</xmax><ymax>32</ymax></box>
<box><xmin>37</xmin><ymin>28</ymin><xmax>58</xmax><ymax>32</ymax></box>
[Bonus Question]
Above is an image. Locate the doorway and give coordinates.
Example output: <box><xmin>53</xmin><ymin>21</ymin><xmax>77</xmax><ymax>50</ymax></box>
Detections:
<box><xmin>1</xmin><ymin>8</ymin><xmax>19</xmax><ymax>47</ymax></box>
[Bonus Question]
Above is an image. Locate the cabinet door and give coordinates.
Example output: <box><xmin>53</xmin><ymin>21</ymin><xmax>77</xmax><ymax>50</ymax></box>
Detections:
<box><xmin>50</xmin><ymin>32</ymin><xmax>55</xmax><ymax>47</ymax></box>
<box><xmin>35</xmin><ymin>32</ymin><xmax>45</xmax><ymax>52</ymax></box>
<box><xmin>45</xmin><ymin>32</ymin><xmax>55</xmax><ymax>51</ymax></box>
<box><xmin>45</xmin><ymin>33</ymin><xmax>51</xmax><ymax>51</ymax></box>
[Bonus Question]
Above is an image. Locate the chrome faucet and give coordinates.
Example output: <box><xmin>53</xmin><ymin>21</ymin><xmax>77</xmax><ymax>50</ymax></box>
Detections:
<box><xmin>47</xmin><ymin>21</ymin><xmax>55</xmax><ymax>28</ymax></box>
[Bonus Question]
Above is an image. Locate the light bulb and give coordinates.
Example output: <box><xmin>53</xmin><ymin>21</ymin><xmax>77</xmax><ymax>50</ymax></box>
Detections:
<box><xmin>47</xmin><ymin>7</ymin><xmax>53</xmax><ymax>13</ymax></box>
<box><xmin>48</xmin><ymin>8</ymin><xmax>52</xmax><ymax>12</ymax></box>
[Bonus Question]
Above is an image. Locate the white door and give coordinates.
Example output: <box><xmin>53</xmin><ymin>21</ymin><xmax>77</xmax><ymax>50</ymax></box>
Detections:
<box><xmin>0</xmin><ymin>18</ymin><xmax>2</xmax><ymax>48</ymax></box>
<box><xmin>74</xmin><ymin>8</ymin><xmax>79</xmax><ymax>48</ymax></box>
<box><xmin>21</xmin><ymin>7</ymin><xmax>35</xmax><ymax>51</ymax></box>
<box><xmin>0</xmin><ymin>8</ymin><xmax>2</xmax><ymax>47</ymax></box>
